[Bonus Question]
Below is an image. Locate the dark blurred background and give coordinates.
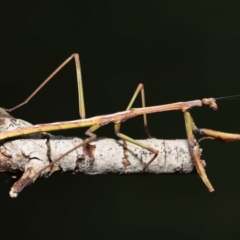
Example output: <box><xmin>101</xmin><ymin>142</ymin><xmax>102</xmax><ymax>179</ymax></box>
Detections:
<box><xmin>1</xmin><ymin>1</ymin><xmax>240</xmax><ymax>239</ymax></box>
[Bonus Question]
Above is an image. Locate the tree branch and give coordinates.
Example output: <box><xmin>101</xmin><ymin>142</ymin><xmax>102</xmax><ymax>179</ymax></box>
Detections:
<box><xmin>0</xmin><ymin>108</ymin><xmax>199</xmax><ymax>197</ymax></box>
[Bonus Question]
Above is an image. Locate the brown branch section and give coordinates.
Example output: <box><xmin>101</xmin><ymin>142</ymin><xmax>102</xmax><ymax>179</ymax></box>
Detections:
<box><xmin>0</xmin><ymin>109</ymin><xmax>197</xmax><ymax>197</ymax></box>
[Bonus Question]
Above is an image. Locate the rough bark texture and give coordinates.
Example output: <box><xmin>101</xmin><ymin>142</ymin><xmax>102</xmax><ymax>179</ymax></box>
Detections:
<box><xmin>0</xmin><ymin>108</ymin><xmax>198</xmax><ymax>197</ymax></box>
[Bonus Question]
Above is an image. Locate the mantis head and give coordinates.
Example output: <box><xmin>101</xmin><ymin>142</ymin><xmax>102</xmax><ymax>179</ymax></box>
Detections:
<box><xmin>202</xmin><ymin>98</ymin><xmax>218</xmax><ymax>110</ymax></box>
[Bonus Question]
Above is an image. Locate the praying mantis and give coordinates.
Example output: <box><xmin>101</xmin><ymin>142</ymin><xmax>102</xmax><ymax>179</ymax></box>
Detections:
<box><xmin>1</xmin><ymin>53</ymin><xmax>240</xmax><ymax>195</ymax></box>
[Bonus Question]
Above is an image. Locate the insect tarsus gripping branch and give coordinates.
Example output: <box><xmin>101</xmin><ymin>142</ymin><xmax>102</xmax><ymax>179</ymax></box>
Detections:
<box><xmin>1</xmin><ymin>53</ymin><xmax>240</xmax><ymax>197</ymax></box>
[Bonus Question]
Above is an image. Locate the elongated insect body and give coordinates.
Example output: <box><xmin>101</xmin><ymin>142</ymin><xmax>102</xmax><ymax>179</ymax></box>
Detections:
<box><xmin>1</xmin><ymin>53</ymin><xmax>240</xmax><ymax>197</ymax></box>
<box><xmin>0</xmin><ymin>101</ymin><xmax>206</xmax><ymax>141</ymax></box>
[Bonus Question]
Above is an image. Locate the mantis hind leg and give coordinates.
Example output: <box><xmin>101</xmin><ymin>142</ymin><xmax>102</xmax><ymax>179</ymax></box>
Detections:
<box><xmin>6</xmin><ymin>53</ymin><xmax>86</xmax><ymax>119</ymax></box>
<box><xmin>43</xmin><ymin>124</ymin><xmax>100</xmax><ymax>175</ymax></box>
<box><xmin>9</xmin><ymin>124</ymin><xmax>100</xmax><ymax>197</ymax></box>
